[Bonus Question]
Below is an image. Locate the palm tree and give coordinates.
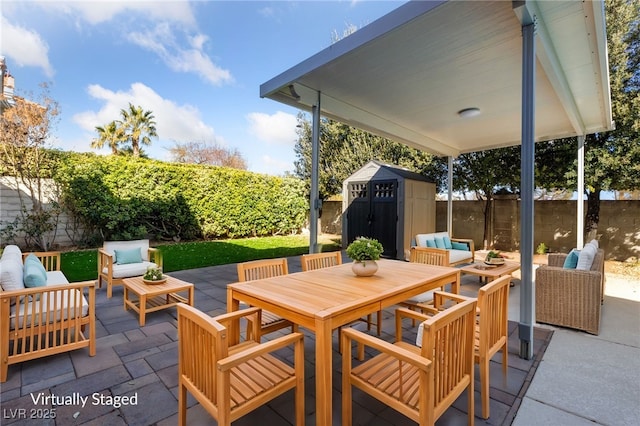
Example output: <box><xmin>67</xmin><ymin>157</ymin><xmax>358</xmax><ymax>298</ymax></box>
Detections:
<box><xmin>91</xmin><ymin>120</ymin><xmax>125</xmax><ymax>155</ymax></box>
<box><xmin>120</xmin><ymin>103</ymin><xmax>157</xmax><ymax>157</ymax></box>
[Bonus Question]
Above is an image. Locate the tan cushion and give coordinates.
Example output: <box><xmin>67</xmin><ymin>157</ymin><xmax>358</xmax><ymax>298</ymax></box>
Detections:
<box><xmin>9</xmin><ymin>287</ymin><xmax>89</xmax><ymax>329</ymax></box>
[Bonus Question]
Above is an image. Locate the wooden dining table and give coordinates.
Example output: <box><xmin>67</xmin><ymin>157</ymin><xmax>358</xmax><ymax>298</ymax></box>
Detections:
<box><xmin>226</xmin><ymin>258</ymin><xmax>460</xmax><ymax>426</ymax></box>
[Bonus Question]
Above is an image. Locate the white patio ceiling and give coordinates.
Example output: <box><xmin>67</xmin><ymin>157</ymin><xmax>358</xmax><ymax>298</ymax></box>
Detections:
<box><xmin>260</xmin><ymin>0</ymin><xmax>613</xmax><ymax>158</ymax></box>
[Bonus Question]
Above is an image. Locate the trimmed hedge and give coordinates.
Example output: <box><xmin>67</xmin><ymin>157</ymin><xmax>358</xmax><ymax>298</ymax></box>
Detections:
<box><xmin>54</xmin><ymin>154</ymin><xmax>307</xmax><ymax>242</ymax></box>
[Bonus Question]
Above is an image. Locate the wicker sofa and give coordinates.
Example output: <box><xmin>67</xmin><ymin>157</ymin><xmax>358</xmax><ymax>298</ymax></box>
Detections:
<box><xmin>535</xmin><ymin>243</ymin><xmax>605</xmax><ymax>335</ymax></box>
<box><xmin>0</xmin><ymin>245</ymin><xmax>96</xmax><ymax>382</ymax></box>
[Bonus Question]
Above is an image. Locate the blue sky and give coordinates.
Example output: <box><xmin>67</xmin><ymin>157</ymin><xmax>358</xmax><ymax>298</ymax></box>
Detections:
<box><xmin>1</xmin><ymin>0</ymin><xmax>403</xmax><ymax>175</ymax></box>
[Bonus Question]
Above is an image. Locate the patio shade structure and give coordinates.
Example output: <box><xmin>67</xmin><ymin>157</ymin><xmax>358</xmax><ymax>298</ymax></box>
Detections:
<box><xmin>260</xmin><ymin>0</ymin><xmax>612</xmax><ymax>373</ymax></box>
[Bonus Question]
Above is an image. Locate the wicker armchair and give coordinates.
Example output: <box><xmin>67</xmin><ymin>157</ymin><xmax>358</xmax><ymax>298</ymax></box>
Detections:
<box><xmin>535</xmin><ymin>249</ymin><xmax>605</xmax><ymax>335</ymax></box>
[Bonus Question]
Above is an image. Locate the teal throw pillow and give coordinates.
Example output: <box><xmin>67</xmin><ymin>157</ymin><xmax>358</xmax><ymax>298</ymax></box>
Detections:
<box><xmin>563</xmin><ymin>249</ymin><xmax>580</xmax><ymax>269</ymax></box>
<box><xmin>451</xmin><ymin>241</ymin><xmax>468</xmax><ymax>251</ymax></box>
<box><xmin>115</xmin><ymin>247</ymin><xmax>143</xmax><ymax>265</ymax></box>
<box><xmin>434</xmin><ymin>237</ymin><xmax>445</xmax><ymax>249</ymax></box>
<box><xmin>23</xmin><ymin>254</ymin><xmax>47</xmax><ymax>288</ymax></box>
<box><xmin>443</xmin><ymin>236</ymin><xmax>452</xmax><ymax>249</ymax></box>
<box><xmin>425</xmin><ymin>239</ymin><xmax>436</xmax><ymax>248</ymax></box>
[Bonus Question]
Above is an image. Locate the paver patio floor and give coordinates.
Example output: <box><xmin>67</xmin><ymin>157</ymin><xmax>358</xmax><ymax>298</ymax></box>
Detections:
<box><xmin>1</xmin><ymin>255</ymin><xmax>552</xmax><ymax>425</ymax></box>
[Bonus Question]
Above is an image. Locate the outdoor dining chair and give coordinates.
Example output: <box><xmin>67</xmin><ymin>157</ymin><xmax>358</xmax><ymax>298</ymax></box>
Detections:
<box><xmin>400</xmin><ymin>246</ymin><xmax>453</xmax><ymax>323</ymax></box>
<box><xmin>341</xmin><ymin>299</ymin><xmax>477</xmax><ymax>426</ymax></box>
<box><xmin>176</xmin><ymin>304</ymin><xmax>305</xmax><ymax>426</ymax></box>
<box><xmin>422</xmin><ymin>275</ymin><xmax>511</xmax><ymax>419</ymax></box>
<box><xmin>236</xmin><ymin>258</ymin><xmax>297</xmax><ymax>340</ymax></box>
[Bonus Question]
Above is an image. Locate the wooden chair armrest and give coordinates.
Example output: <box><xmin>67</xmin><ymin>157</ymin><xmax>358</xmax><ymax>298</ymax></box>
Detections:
<box><xmin>0</xmin><ymin>280</ymin><xmax>96</xmax><ymax>300</ymax></box>
<box><xmin>148</xmin><ymin>247</ymin><xmax>163</xmax><ymax>269</ymax></box>
<box><xmin>97</xmin><ymin>249</ymin><xmax>114</xmax><ymax>269</ymax></box>
<box><xmin>217</xmin><ymin>332</ymin><xmax>304</xmax><ymax>371</ymax></box>
<box><xmin>341</xmin><ymin>328</ymin><xmax>431</xmax><ymax>370</ymax></box>
<box><xmin>395</xmin><ymin>307</ymin><xmax>431</xmax><ymax>341</ymax></box>
<box><xmin>451</xmin><ymin>237</ymin><xmax>475</xmax><ymax>253</ymax></box>
<box><xmin>432</xmin><ymin>290</ymin><xmax>472</xmax><ymax>308</ymax></box>
<box><xmin>396</xmin><ymin>307</ymin><xmax>430</xmax><ymax>322</ymax></box>
<box><xmin>214</xmin><ymin>307</ymin><xmax>261</xmax><ymax>342</ymax></box>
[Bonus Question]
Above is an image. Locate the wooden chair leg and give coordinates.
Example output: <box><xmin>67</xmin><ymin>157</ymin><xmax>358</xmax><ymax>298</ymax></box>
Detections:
<box><xmin>481</xmin><ymin>357</ymin><xmax>490</xmax><ymax>419</ymax></box>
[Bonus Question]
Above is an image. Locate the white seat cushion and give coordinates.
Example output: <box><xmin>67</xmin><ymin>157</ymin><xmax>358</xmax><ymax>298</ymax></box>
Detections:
<box><xmin>9</xmin><ymin>288</ymin><xmax>89</xmax><ymax>329</ymax></box>
<box><xmin>405</xmin><ymin>290</ymin><xmax>435</xmax><ymax>304</ymax></box>
<box><xmin>105</xmin><ymin>261</ymin><xmax>158</xmax><ymax>278</ymax></box>
<box><xmin>449</xmin><ymin>250</ymin><xmax>472</xmax><ymax>264</ymax></box>
<box><xmin>46</xmin><ymin>270</ymin><xmax>70</xmax><ymax>285</ymax></box>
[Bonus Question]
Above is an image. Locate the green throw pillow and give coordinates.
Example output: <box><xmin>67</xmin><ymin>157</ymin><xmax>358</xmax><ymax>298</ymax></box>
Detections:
<box><xmin>114</xmin><ymin>247</ymin><xmax>143</xmax><ymax>264</ymax></box>
<box><xmin>23</xmin><ymin>254</ymin><xmax>47</xmax><ymax>288</ymax></box>
<box><xmin>563</xmin><ymin>249</ymin><xmax>580</xmax><ymax>269</ymax></box>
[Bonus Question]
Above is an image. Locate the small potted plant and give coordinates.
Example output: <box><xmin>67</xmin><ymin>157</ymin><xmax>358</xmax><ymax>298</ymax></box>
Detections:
<box><xmin>143</xmin><ymin>266</ymin><xmax>166</xmax><ymax>284</ymax></box>
<box><xmin>346</xmin><ymin>237</ymin><xmax>384</xmax><ymax>276</ymax></box>
<box><xmin>485</xmin><ymin>250</ymin><xmax>505</xmax><ymax>265</ymax></box>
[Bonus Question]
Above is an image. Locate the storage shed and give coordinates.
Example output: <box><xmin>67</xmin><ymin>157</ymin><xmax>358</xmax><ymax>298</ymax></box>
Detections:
<box><xmin>342</xmin><ymin>161</ymin><xmax>436</xmax><ymax>260</ymax></box>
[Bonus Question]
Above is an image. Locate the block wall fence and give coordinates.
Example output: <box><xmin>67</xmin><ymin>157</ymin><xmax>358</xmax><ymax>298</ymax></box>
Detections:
<box><xmin>2</xmin><ymin>177</ymin><xmax>638</xmax><ymax>261</ymax></box>
<box><xmin>323</xmin><ymin>198</ymin><xmax>639</xmax><ymax>261</ymax></box>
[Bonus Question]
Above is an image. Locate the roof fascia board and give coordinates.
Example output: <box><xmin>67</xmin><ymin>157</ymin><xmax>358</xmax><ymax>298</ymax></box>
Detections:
<box><xmin>587</xmin><ymin>0</ymin><xmax>614</xmax><ymax>131</ymax></box>
<box><xmin>516</xmin><ymin>0</ymin><xmax>586</xmax><ymax>135</ymax></box>
<box><xmin>260</xmin><ymin>0</ymin><xmax>448</xmax><ymax>99</ymax></box>
<box><xmin>529</xmin><ymin>0</ymin><xmax>586</xmax><ymax>135</ymax></box>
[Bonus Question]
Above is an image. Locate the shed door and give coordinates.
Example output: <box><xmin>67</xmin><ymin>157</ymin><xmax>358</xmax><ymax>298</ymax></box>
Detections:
<box><xmin>347</xmin><ymin>180</ymin><xmax>398</xmax><ymax>258</ymax></box>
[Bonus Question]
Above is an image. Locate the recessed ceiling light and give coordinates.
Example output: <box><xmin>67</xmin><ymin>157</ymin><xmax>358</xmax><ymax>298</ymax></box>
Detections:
<box><xmin>458</xmin><ymin>107</ymin><xmax>481</xmax><ymax>118</ymax></box>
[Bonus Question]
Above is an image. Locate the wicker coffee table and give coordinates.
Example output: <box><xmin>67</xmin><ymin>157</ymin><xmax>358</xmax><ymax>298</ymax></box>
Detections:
<box><xmin>123</xmin><ymin>275</ymin><xmax>194</xmax><ymax>326</ymax></box>
<box><xmin>459</xmin><ymin>260</ymin><xmax>520</xmax><ymax>285</ymax></box>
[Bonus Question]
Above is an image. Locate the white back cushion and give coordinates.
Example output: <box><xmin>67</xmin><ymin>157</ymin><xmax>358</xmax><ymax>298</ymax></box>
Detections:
<box><xmin>103</xmin><ymin>240</ymin><xmax>150</xmax><ymax>261</ymax></box>
<box><xmin>576</xmin><ymin>243</ymin><xmax>597</xmax><ymax>270</ymax></box>
<box><xmin>0</xmin><ymin>247</ymin><xmax>24</xmax><ymax>291</ymax></box>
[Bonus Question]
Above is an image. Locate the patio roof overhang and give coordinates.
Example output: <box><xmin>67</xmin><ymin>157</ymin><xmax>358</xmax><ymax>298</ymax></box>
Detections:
<box><xmin>260</xmin><ymin>0</ymin><xmax>613</xmax><ymax>157</ymax></box>
<box><xmin>260</xmin><ymin>0</ymin><xmax>612</xmax><ymax>369</ymax></box>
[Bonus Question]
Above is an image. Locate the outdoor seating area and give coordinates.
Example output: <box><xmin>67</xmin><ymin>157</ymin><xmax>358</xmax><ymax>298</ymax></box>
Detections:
<box><xmin>1</xmin><ymin>249</ymin><xmax>638</xmax><ymax>425</ymax></box>
<box><xmin>1</xmin><ymin>254</ymin><xmax>557</xmax><ymax>425</ymax></box>
<box><xmin>0</xmin><ymin>246</ymin><xmax>96</xmax><ymax>383</ymax></box>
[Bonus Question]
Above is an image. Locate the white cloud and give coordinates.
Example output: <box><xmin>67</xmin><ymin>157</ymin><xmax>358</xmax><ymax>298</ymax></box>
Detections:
<box><xmin>72</xmin><ymin>82</ymin><xmax>217</xmax><ymax>148</ymax></box>
<box><xmin>255</xmin><ymin>154</ymin><xmax>294</xmax><ymax>176</ymax></box>
<box><xmin>39</xmin><ymin>0</ymin><xmax>196</xmax><ymax>27</ymax></box>
<box><xmin>0</xmin><ymin>16</ymin><xmax>54</xmax><ymax>78</ymax></box>
<box><xmin>127</xmin><ymin>23</ymin><xmax>233</xmax><ymax>86</ymax></box>
<box><xmin>247</xmin><ymin>111</ymin><xmax>298</xmax><ymax>146</ymax></box>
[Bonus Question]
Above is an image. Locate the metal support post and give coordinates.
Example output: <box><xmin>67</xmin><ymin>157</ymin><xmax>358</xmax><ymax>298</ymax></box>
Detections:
<box><xmin>519</xmin><ymin>22</ymin><xmax>536</xmax><ymax>360</ymax></box>
<box><xmin>309</xmin><ymin>91</ymin><xmax>321</xmax><ymax>254</ymax></box>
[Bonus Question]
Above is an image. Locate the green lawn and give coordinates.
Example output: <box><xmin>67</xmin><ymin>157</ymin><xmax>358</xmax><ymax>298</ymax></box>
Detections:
<box><xmin>61</xmin><ymin>235</ymin><xmax>342</xmax><ymax>282</ymax></box>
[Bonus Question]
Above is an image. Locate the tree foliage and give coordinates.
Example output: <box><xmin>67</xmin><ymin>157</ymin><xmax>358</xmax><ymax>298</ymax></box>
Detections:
<box><xmin>0</xmin><ymin>83</ymin><xmax>61</xmax><ymax>250</ymax></box>
<box><xmin>55</xmin><ymin>154</ymin><xmax>306</xmax><ymax>242</ymax></box>
<box><xmin>169</xmin><ymin>140</ymin><xmax>247</xmax><ymax>169</ymax></box>
<box><xmin>91</xmin><ymin>103</ymin><xmax>157</xmax><ymax>157</ymax></box>
<box><xmin>293</xmin><ymin>113</ymin><xmax>445</xmax><ymax>199</ymax></box>
<box><xmin>91</xmin><ymin>120</ymin><xmax>124</xmax><ymax>155</ymax></box>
